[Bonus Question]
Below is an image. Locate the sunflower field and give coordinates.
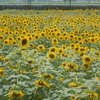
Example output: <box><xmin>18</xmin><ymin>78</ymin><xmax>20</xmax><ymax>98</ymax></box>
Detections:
<box><xmin>0</xmin><ymin>9</ymin><xmax>100</xmax><ymax>100</ymax></box>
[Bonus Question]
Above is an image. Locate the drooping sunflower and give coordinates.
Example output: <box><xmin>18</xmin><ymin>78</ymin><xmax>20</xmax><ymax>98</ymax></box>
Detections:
<box><xmin>8</xmin><ymin>91</ymin><xmax>24</xmax><ymax>99</ymax></box>
<box><xmin>82</xmin><ymin>56</ymin><xmax>93</xmax><ymax>64</ymax></box>
<box><xmin>0</xmin><ymin>68</ymin><xmax>4</xmax><ymax>77</ymax></box>
<box><xmin>37</xmin><ymin>45</ymin><xmax>45</xmax><ymax>51</ymax></box>
<box><xmin>88</xmin><ymin>92</ymin><xmax>98</xmax><ymax>99</ymax></box>
<box><xmin>47</xmin><ymin>52</ymin><xmax>56</xmax><ymax>60</ymax></box>
<box><xmin>68</xmin><ymin>82</ymin><xmax>81</xmax><ymax>87</ymax></box>
<box><xmin>35</xmin><ymin>80</ymin><xmax>50</xmax><ymax>88</ymax></box>
<box><xmin>20</xmin><ymin>37</ymin><xmax>29</xmax><ymax>47</ymax></box>
<box><xmin>38</xmin><ymin>74</ymin><xmax>54</xmax><ymax>80</ymax></box>
<box><xmin>65</xmin><ymin>63</ymin><xmax>78</xmax><ymax>70</ymax></box>
<box><xmin>69</xmin><ymin>96</ymin><xmax>82</xmax><ymax>100</ymax></box>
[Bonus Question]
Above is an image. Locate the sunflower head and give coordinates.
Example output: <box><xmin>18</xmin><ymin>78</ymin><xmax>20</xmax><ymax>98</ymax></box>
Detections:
<box><xmin>8</xmin><ymin>91</ymin><xmax>24</xmax><ymax>99</ymax></box>
<box><xmin>82</xmin><ymin>63</ymin><xmax>90</xmax><ymax>70</ymax></box>
<box><xmin>47</xmin><ymin>52</ymin><xmax>56</xmax><ymax>60</ymax></box>
<box><xmin>82</xmin><ymin>56</ymin><xmax>93</xmax><ymax>64</ymax></box>
<box><xmin>20</xmin><ymin>37</ymin><xmax>29</xmax><ymax>47</ymax></box>
<box><xmin>37</xmin><ymin>45</ymin><xmax>45</xmax><ymax>51</ymax></box>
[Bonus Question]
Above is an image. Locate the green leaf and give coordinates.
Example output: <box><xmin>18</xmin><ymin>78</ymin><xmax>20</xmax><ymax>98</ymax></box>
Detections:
<box><xmin>19</xmin><ymin>75</ymin><xmax>30</xmax><ymax>79</ymax></box>
<box><xmin>0</xmin><ymin>89</ymin><xmax>3</xmax><ymax>95</ymax></box>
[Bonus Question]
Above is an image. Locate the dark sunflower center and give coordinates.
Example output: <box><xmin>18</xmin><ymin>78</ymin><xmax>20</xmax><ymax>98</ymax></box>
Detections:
<box><xmin>51</xmin><ymin>48</ymin><xmax>55</xmax><ymax>52</ymax></box>
<box><xmin>35</xmin><ymin>36</ymin><xmax>38</xmax><ymax>39</ymax></box>
<box><xmin>44</xmin><ymin>74</ymin><xmax>50</xmax><ymax>78</ymax></box>
<box><xmin>84</xmin><ymin>64</ymin><xmax>88</xmax><ymax>68</ymax></box>
<box><xmin>39</xmin><ymin>46</ymin><xmax>43</xmax><ymax>49</ymax></box>
<box><xmin>75</xmin><ymin>47</ymin><xmax>79</xmax><ymax>50</ymax></box>
<box><xmin>59</xmin><ymin>50</ymin><xmax>63</xmax><ymax>53</ymax></box>
<box><xmin>91</xmin><ymin>39</ymin><xmax>95</xmax><ymax>42</ymax></box>
<box><xmin>49</xmin><ymin>54</ymin><xmax>54</xmax><ymax>58</ymax></box>
<box><xmin>0</xmin><ymin>71</ymin><xmax>3</xmax><ymax>75</ymax></box>
<box><xmin>13</xmin><ymin>93</ymin><xmax>20</xmax><ymax>97</ymax></box>
<box><xmin>22</xmin><ymin>39</ymin><xmax>27</xmax><ymax>45</ymax></box>
<box><xmin>38</xmin><ymin>81</ymin><xmax>44</xmax><ymax>85</ymax></box>
<box><xmin>41</xmin><ymin>34</ymin><xmax>44</xmax><ymax>36</ymax></box>
<box><xmin>69</xmin><ymin>65</ymin><xmax>74</xmax><ymax>68</ymax></box>
<box><xmin>54</xmin><ymin>40</ymin><xmax>57</xmax><ymax>42</ymax></box>
<box><xmin>85</xmin><ymin>58</ymin><xmax>90</xmax><ymax>62</ymax></box>
<box><xmin>5</xmin><ymin>41</ymin><xmax>8</xmax><ymax>44</ymax></box>
<box><xmin>0</xmin><ymin>36</ymin><xmax>3</xmax><ymax>39</ymax></box>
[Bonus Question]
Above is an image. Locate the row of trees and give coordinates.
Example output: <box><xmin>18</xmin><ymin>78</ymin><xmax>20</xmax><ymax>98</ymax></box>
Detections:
<box><xmin>0</xmin><ymin>0</ymin><xmax>100</xmax><ymax>4</ymax></box>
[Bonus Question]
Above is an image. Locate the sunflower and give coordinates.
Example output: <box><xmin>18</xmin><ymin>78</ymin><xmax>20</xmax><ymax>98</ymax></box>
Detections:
<box><xmin>47</xmin><ymin>36</ymin><xmax>51</xmax><ymax>40</ymax></box>
<box><xmin>62</xmin><ymin>44</ymin><xmax>67</xmax><ymax>49</ymax></box>
<box><xmin>97</xmin><ymin>86</ymin><xmax>100</xmax><ymax>90</ymax></box>
<box><xmin>89</xmin><ymin>37</ymin><xmax>96</xmax><ymax>43</ymax></box>
<box><xmin>0</xmin><ymin>35</ymin><xmax>4</xmax><ymax>41</ymax></box>
<box><xmin>47</xmin><ymin>52</ymin><xmax>56</xmax><ymax>60</ymax></box>
<box><xmin>78</xmin><ymin>41</ymin><xmax>84</xmax><ymax>46</ymax></box>
<box><xmin>70</xmin><ymin>43</ymin><xmax>75</xmax><ymax>49</ymax></box>
<box><xmin>55</xmin><ymin>32</ymin><xmax>61</xmax><ymax>37</ymax></box>
<box><xmin>20</xmin><ymin>37</ymin><xmax>29</xmax><ymax>47</ymax></box>
<box><xmin>0</xmin><ymin>68</ymin><xmax>4</xmax><ymax>77</ymax></box>
<box><xmin>63</xmin><ymin>36</ymin><xmax>68</xmax><ymax>40</ymax></box>
<box><xmin>95</xmin><ymin>77</ymin><xmax>100</xmax><ymax>81</ymax></box>
<box><xmin>38</xmin><ymin>74</ymin><xmax>54</xmax><ymax>80</ymax></box>
<box><xmin>74</xmin><ymin>46</ymin><xmax>80</xmax><ymax>52</ymax></box>
<box><xmin>60</xmin><ymin>53</ymin><xmax>67</xmax><ymax>57</ymax></box>
<box><xmin>8</xmin><ymin>91</ymin><xmax>24</xmax><ymax>99</ymax></box>
<box><xmin>88</xmin><ymin>92</ymin><xmax>98</xmax><ymax>98</ymax></box>
<box><xmin>62</xmin><ymin>32</ymin><xmax>68</xmax><ymax>36</ymax></box>
<box><xmin>82</xmin><ymin>56</ymin><xmax>93</xmax><ymax>64</ymax></box>
<box><xmin>68</xmin><ymin>82</ymin><xmax>81</xmax><ymax>87</ymax></box>
<box><xmin>59</xmin><ymin>36</ymin><xmax>63</xmax><ymax>40</ymax></box>
<box><xmin>49</xmin><ymin>47</ymin><xmax>57</xmax><ymax>52</ymax></box>
<box><xmin>4</xmin><ymin>40</ymin><xmax>10</xmax><ymax>45</ymax></box>
<box><xmin>16</xmin><ymin>37</ymin><xmax>21</xmax><ymax>41</ymax></box>
<box><xmin>29</xmin><ymin>43</ymin><xmax>35</xmax><ymax>48</ymax></box>
<box><xmin>57</xmin><ymin>48</ymin><xmax>64</xmax><ymax>54</ymax></box>
<box><xmin>84</xmin><ymin>38</ymin><xmax>89</xmax><ymax>43</ymax></box>
<box><xmin>82</xmin><ymin>63</ymin><xmax>90</xmax><ymax>70</ymax></box>
<box><xmin>34</xmin><ymin>34</ymin><xmax>40</xmax><ymax>40</ymax></box>
<box><xmin>11</xmin><ymin>40</ymin><xmax>17</xmax><ymax>45</ymax></box>
<box><xmin>37</xmin><ymin>45</ymin><xmax>45</xmax><ymax>51</ymax></box>
<box><xmin>69</xmin><ymin>97</ymin><xmax>82</xmax><ymax>100</ymax></box>
<box><xmin>35</xmin><ymin>80</ymin><xmax>50</xmax><ymax>88</ymax></box>
<box><xmin>52</xmin><ymin>38</ymin><xmax>58</xmax><ymax>45</ymax></box>
<box><xmin>79</xmin><ymin>51</ymin><xmax>86</xmax><ymax>57</ymax></box>
<box><xmin>40</xmin><ymin>32</ymin><xmax>46</xmax><ymax>37</ymax></box>
<box><xmin>66</xmin><ymin>63</ymin><xmax>78</xmax><ymax>70</ymax></box>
